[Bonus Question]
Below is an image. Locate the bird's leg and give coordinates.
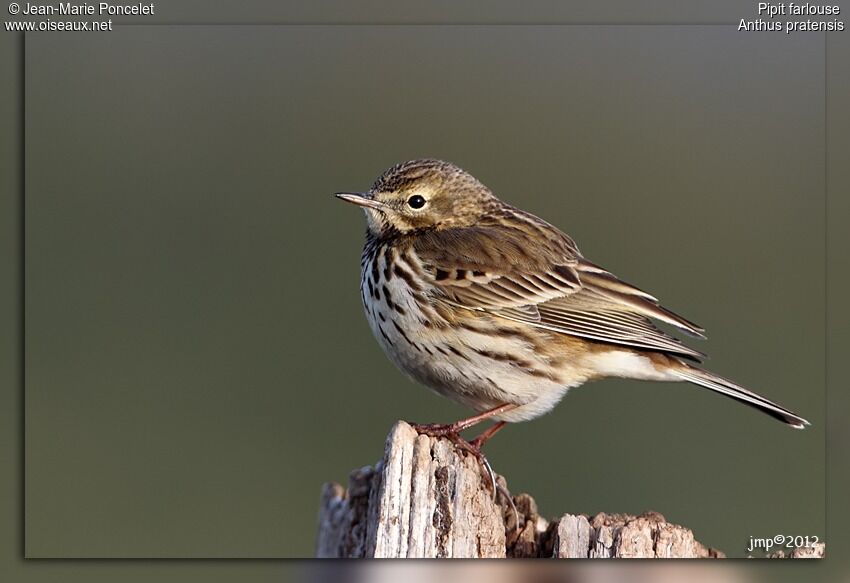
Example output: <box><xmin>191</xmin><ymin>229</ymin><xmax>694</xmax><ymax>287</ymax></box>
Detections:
<box><xmin>442</xmin><ymin>427</ymin><xmax>518</xmax><ymax>529</ymax></box>
<box><xmin>469</xmin><ymin>421</ymin><xmax>508</xmax><ymax>450</ymax></box>
<box><xmin>467</xmin><ymin>420</ymin><xmax>516</xmax><ymax>516</ymax></box>
<box><xmin>408</xmin><ymin>403</ymin><xmax>516</xmax><ymax>436</ymax></box>
<box><xmin>408</xmin><ymin>404</ymin><xmax>517</xmax><ymax>502</ymax></box>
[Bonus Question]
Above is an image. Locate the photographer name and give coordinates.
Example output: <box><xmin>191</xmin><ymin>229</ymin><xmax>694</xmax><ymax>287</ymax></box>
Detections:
<box><xmin>20</xmin><ymin>2</ymin><xmax>154</xmax><ymax>16</ymax></box>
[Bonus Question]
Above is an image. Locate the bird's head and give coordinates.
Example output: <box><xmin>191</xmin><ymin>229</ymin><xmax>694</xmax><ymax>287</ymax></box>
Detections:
<box><xmin>336</xmin><ymin>159</ymin><xmax>497</xmax><ymax>237</ymax></box>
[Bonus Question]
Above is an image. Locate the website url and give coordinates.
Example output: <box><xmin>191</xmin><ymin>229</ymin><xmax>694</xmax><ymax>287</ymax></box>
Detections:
<box><xmin>5</xmin><ymin>18</ymin><xmax>112</xmax><ymax>31</ymax></box>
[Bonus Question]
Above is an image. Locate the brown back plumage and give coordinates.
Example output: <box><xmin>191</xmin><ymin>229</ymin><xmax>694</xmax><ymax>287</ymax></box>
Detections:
<box><xmin>409</xmin><ymin>218</ymin><xmax>706</xmax><ymax>361</ymax></box>
<box><xmin>360</xmin><ymin>159</ymin><xmax>706</xmax><ymax>358</ymax></box>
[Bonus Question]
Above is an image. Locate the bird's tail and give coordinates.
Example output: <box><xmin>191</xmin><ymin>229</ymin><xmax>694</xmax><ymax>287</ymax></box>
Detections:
<box><xmin>669</xmin><ymin>363</ymin><xmax>809</xmax><ymax>429</ymax></box>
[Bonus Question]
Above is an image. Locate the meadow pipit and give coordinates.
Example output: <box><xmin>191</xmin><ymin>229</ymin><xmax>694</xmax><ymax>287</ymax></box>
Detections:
<box><xmin>336</xmin><ymin>159</ymin><xmax>808</xmax><ymax>464</ymax></box>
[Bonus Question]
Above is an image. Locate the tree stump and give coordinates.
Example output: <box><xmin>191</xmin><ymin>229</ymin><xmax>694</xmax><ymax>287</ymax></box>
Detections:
<box><xmin>315</xmin><ymin>421</ymin><xmax>822</xmax><ymax>559</ymax></box>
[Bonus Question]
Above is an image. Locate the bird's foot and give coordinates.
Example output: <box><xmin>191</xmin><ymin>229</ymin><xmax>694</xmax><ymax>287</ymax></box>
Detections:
<box><xmin>407</xmin><ymin>421</ymin><xmax>461</xmax><ymax>438</ymax></box>
<box><xmin>407</xmin><ymin>421</ymin><xmax>517</xmax><ymax>528</ymax></box>
<box><xmin>407</xmin><ymin>412</ymin><xmax>519</xmax><ymax>532</ymax></box>
<box><xmin>408</xmin><ymin>422</ymin><xmax>497</xmax><ymax>491</ymax></box>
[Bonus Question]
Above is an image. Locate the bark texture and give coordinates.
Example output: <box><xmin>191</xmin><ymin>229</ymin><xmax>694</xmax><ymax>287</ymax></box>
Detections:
<box><xmin>316</xmin><ymin>421</ymin><xmax>821</xmax><ymax>559</ymax></box>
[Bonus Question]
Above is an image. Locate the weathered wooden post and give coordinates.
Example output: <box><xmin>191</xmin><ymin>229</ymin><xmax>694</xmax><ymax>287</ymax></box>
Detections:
<box><xmin>316</xmin><ymin>421</ymin><xmax>823</xmax><ymax>558</ymax></box>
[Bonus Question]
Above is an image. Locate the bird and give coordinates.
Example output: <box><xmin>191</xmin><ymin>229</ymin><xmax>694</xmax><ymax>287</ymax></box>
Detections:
<box><xmin>335</xmin><ymin>158</ymin><xmax>809</xmax><ymax>463</ymax></box>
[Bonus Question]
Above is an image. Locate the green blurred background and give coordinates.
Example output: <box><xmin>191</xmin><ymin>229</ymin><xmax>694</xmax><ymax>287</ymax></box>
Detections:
<box><xmin>22</xmin><ymin>25</ymin><xmax>824</xmax><ymax>558</ymax></box>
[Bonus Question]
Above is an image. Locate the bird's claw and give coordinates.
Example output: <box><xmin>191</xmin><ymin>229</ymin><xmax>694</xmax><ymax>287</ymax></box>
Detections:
<box><xmin>408</xmin><ymin>422</ymin><xmax>459</xmax><ymax>437</ymax></box>
<box><xmin>408</xmin><ymin>422</ymin><xmax>499</xmax><ymax>497</ymax></box>
<box><xmin>408</xmin><ymin>422</ymin><xmax>520</xmax><ymax>533</ymax></box>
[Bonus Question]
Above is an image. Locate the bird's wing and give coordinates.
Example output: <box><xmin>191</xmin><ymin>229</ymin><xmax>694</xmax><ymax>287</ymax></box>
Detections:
<box><xmin>411</xmin><ymin>223</ymin><xmax>706</xmax><ymax>360</ymax></box>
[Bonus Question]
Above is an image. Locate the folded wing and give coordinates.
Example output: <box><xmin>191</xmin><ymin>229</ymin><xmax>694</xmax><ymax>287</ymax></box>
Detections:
<box><xmin>411</xmin><ymin>220</ymin><xmax>706</xmax><ymax>361</ymax></box>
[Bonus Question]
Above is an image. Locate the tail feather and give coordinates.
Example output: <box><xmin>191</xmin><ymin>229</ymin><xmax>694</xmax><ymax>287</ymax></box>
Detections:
<box><xmin>670</xmin><ymin>365</ymin><xmax>809</xmax><ymax>429</ymax></box>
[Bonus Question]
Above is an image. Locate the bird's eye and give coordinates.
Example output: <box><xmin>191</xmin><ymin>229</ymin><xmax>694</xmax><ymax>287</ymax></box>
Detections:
<box><xmin>407</xmin><ymin>195</ymin><xmax>426</xmax><ymax>209</ymax></box>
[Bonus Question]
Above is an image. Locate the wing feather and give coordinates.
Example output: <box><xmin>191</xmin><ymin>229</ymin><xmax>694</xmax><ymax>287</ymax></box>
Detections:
<box><xmin>410</xmin><ymin>221</ymin><xmax>705</xmax><ymax>360</ymax></box>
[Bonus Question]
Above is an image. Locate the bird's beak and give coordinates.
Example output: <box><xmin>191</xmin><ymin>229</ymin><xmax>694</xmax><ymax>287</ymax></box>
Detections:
<box><xmin>335</xmin><ymin>192</ymin><xmax>386</xmax><ymax>211</ymax></box>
